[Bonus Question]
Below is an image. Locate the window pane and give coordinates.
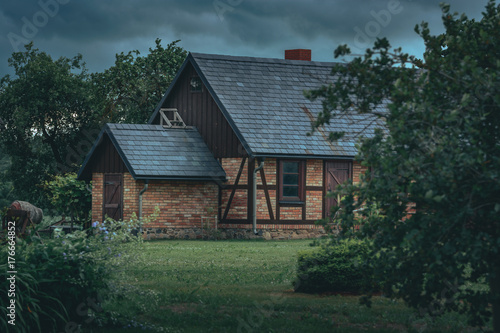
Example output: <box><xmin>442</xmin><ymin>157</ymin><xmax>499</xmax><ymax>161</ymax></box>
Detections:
<box><xmin>283</xmin><ymin>162</ymin><xmax>299</xmax><ymax>173</ymax></box>
<box><xmin>283</xmin><ymin>174</ymin><xmax>299</xmax><ymax>185</ymax></box>
<box><xmin>283</xmin><ymin>186</ymin><xmax>299</xmax><ymax>197</ymax></box>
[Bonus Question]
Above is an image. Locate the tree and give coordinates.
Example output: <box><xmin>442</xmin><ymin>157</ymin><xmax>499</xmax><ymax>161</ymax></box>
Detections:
<box><xmin>0</xmin><ymin>39</ymin><xmax>186</xmax><ymax>208</ymax></box>
<box><xmin>43</xmin><ymin>173</ymin><xmax>92</xmax><ymax>225</ymax></box>
<box><xmin>307</xmin><ymin>1</ymin><xmax>499</xmax><ymax>329</ymax></box>
<box><xmin>92</xmin><ymin>38</ymin><xmax>187</xmax><ymax>123</ymax></box>
<box><xmin>0</xmin><ymin>43</ymin><xmax>98</xmax><ymax>207</ymax></box>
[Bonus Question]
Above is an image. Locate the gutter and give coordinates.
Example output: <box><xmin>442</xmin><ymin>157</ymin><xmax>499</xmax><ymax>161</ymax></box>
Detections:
<box><xmin>138</xmin><ymin>180</ymin><xmax>149</xmax><ymax>235</ymax></box>
<box><xmin>253</xmin><ymin>158</ymin><xmax>265</xmax><ymax>235</ymax></box>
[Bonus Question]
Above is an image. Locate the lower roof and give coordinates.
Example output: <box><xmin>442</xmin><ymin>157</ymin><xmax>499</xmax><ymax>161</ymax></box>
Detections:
<box><xmin>77</xmin><ymin>124</ymin><xmax>226</xmax><ymax>181</ymax></box>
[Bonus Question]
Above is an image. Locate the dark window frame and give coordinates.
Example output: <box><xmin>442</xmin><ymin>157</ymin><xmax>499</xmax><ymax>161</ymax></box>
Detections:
<box><xmin>278</xmin><ymin>160</ymin><xmax>305</xmax><ymax>203</ymax></box>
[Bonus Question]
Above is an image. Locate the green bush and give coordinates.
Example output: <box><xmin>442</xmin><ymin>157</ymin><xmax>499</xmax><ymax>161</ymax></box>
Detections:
<box><xmin>43</xmin><ymin>172</ymin><xmax>92</xmax><ymax>224</ymax></box>
<box><xmin>293</xmin><ymin>239</ymin><xmax>376</xmax><ymax>294</ymax></box>
<box><xmin>0</xmin><ymin>216</ymin><xmax>144</xmax><ymax>332</ymax></box>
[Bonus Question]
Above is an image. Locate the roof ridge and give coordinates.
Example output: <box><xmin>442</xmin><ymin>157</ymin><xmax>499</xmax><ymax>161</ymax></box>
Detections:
<box><xmin>190</xmin><ymin>52</ymin><xmax>343</xmax><ymax>68</ymax></box>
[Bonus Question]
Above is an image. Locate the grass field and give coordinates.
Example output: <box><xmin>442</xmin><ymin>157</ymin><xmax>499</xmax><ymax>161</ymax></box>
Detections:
<box><xmin>95</xmin><ymin>239</ymin><xmax>488</xmax><ymax>332</ymax></box>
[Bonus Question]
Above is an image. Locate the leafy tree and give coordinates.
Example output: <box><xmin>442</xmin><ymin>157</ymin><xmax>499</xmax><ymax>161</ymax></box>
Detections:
<box><xmin>92</xmin><ymin>38</ymin><xmax>187</xmax><ymax>123</ymax></box>
<box><xmin>43</xmin><ymin>173</ymin><xmax>92</xmax><ymax>225</ymax></box>
<box><xmin>0</xmin><ymin>39</ymin><xmax>186</xmax><ymax>208</ymax></box>
<box><xmin>307</xmin><ymin>1</ymin><xmax>499</xmax><ymax>329</ymax></box>
<box><xmin>0</xmin><ymin>43</ymin><xmax>99</xmax><ymax>207</ymax></box>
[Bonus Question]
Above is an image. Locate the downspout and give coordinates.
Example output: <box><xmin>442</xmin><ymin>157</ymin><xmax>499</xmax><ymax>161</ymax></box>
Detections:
<box><xmin>138</xmin><ymin>180</ymin><xmax>149</xmax><ymax>235</ymax></box>
<box><xmin>253</xmin><ymin>158</ymin><xmax>265</xmax><ymax>235</ymax></box>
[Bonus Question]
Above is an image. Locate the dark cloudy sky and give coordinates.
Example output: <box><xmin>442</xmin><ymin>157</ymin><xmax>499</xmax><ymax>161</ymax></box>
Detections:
<box><xmin>0</xmin><ymin>0</ymin><xmax>491</xmax><ymax>76</ymax></box>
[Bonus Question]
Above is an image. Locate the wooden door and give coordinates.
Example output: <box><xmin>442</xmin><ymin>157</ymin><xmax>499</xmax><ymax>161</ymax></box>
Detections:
<box><xmin>103</xmin><ymin>174</ymin><xmax>123</xmax><ymax>221</ymax></box>
<box><xmin>324</xmin><ymin>161</ymin><xmax>351</xmax><ymax>219</ymax></box>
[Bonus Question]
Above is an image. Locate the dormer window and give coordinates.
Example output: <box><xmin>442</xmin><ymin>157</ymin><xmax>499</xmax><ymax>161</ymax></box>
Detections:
<box><xmin>190</xmin><ymin>77</ymin><xmax>202</xmax><ymax>92</ymax></box>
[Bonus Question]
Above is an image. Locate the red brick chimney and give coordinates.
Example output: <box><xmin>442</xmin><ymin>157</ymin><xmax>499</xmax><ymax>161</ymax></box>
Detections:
<box><xmin>284</xmin><ymin>49</ymin><xmax>311</xmax><ymax>61</ymax></box>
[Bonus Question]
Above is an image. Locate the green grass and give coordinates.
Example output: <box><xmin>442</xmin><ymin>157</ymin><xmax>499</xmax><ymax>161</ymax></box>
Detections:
<box><xmin>93</xmin><ymin>240</ymin><xmax>488</xmax><ymax>332</ymax></box>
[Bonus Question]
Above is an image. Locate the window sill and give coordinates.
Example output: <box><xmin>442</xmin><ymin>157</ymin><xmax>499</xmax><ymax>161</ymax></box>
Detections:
<box><xmin>279</xmin><ymin>201</ymin><xmax>305</xmax><ymax>206</ymax></box>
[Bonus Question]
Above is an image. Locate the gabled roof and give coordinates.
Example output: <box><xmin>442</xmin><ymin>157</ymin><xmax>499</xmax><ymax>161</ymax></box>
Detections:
<box><xmin>149</xmin><ymin>52</ymin><xmax>385</xmax><ymax>158</ymax></box>
<box><xmin>77</xmin><ymin>124</ymin><xmax>226</xmax><ymax>181</ymax></box>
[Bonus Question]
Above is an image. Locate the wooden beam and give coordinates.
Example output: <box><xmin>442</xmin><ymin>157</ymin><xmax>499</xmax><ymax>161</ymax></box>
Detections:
<box><xmin>247</xmin><ymin>157</ymin><xmax>255</xmax><ymax>223</ymax></box>
<box><xmin>259</xmin><ymin>167</ymin><xmax>275</xmax><ymax>220</ymax></box>
<box><xmin>221</xmin><ymin>219</ymin><xmax>320</xmax><ymax>225</ymax></box>
<box><xmin>222</xmin><ymin>157</ymin><xmax>247</xmax><ymax>221</ymax></box>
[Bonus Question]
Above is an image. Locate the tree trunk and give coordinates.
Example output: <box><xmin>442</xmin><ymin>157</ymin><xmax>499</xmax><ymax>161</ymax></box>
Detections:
<box><xmin>492</xmin><ymin>265</ymin><xmax>500</xmax><ymax>333</ymax></box>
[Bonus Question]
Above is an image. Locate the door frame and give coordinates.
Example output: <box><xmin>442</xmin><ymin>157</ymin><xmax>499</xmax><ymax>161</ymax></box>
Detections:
<box><xmin>323</xmin><ymin>160</ymin><xmax>353</xmax><ymax>219</ymax></box>
<box><xmin>102</xmin><ymin>173</ymin><xmax>124</xmax><ymax>221</ymax></box>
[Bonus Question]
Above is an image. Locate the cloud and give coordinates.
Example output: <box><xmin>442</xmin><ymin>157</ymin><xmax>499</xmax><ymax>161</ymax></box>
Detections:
<box><xmin>0</xmin><ymin>0</ymin><xmax>491</xmax><ymax>76</ymax></box>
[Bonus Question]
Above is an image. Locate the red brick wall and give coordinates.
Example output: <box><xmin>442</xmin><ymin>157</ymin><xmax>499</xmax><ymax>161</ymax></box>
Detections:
<box><xmin>306</xmin><ymin>191</ymin><xmax>323</xmax><ymax>220</ymax></box>
<box><xmin>256</xmin><ymin>159</ymin><xmax>276</xmax><ymax>219</ymax></box>
<box><xmin>220</xmin><ymin>158</ymin><xmax>248</xmax><ymax>219</ymax></box>
<box><xmin>91</xmin><ymin>173</ymin><xmax>103</xmax><ymax>222</ymax></box>
<box><xmin>306</xmin><ymin>159</ymin><xmax>323</xmax><ymax>186</ymax></box>
<box><xmin>222</xmin><ymin>158</ymin><xmax>248</xmax><ymax>185</ymax></box>
<box><xmin>91</xmin><ymin>172</ymin><xmax>218</xmax><ymax>228</ymax></box>
<box><xmin>353</xmin><ymin>161</ymin><xmax>367</xmax><ymax>184</ymax></box>
<box><xmin>305</xmin><ymin>160</ymin><xmax>323</xmax><ymax>220</ymax></box>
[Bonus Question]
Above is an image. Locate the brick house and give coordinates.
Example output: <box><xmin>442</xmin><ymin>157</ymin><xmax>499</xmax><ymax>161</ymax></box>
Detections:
<box><xmin>78</xmin><ymin>50</ymin><xmax>383</xmax><ymax>239</ymax></box>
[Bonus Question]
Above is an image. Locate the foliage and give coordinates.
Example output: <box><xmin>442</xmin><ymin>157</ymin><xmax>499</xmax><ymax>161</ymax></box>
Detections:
<box><xmin>0</xmin><ymin>43</ymin><xmax>99</xmax><ymax>207</ymax></box>
<box><xmin>307</xmin><ymin>1</ymin><xmax>500</xmax><ymax>328</ymax></box>
<box><xmin>0</xmin><ymin>215</ymin><xmax>144</xmax><ymax>332</ymax></box>
<box><xmin>293</xmin><ymin>239</ymin><xmax>375</xmax><ymax>294</ymax></box>
<box><xmin>0</xmin><ymin>146</ymin><xmax>14</xmax><ymax>208</ymax></box>
<box><xmin>43</xmin><ymin>173</ymin><xmax>92</xmax><ymax>224</ymax></box>
<box><xmin>91</xmin><ymin>38</ymin><xmax>187</xmax><ymax>123</ymax></box>
<box><xmin>0</xmin><ymin>255</ymin><xmax>67</xmax><ymax>333</ymax></box>
<box><xmin>0</xmin><ymin>39</ymin><xmax>186</xmax><ymax>208</ymax></box>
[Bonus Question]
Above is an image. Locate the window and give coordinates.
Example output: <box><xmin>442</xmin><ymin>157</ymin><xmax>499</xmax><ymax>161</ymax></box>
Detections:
<box><xmin>190</xmin><ymin>77</ymin><xmax>202</xmax><ymax>92</ymax></box>
<box><xmin>279</xmin><ymin>160</ymin><xmax>305</xmax><ymax>202</ymax></box>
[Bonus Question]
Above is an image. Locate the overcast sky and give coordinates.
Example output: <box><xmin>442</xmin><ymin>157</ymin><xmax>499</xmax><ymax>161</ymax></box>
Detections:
<box><xmin>0</xmin><ymin>0</ymin><xmax>491</xmax><ymax>76</ymax></box>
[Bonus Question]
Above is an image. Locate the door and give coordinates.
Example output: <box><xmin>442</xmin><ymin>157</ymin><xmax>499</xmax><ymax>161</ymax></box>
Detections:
<box><xmin>324</xmin><ymin>161</ymin><xmax>351</xmax><ymax>219</ymax></box>
<box><xmin>103</xmin><ymin>174</ymin><xmax>123</xmax><ymax>221</ymax></box>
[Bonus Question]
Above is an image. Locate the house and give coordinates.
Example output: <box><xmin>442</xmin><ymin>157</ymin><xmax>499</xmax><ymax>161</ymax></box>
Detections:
<box><xmin>78</xmin><ymin>49</ymin><xmax>383</xmax><ymax>239</ymax></box>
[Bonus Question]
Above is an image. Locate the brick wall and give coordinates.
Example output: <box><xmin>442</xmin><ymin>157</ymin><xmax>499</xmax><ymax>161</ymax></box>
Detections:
<box><xmin>306</xmin><ymin>190</ymin><xmax>323</xmax><ymax>220</ymax></box>
<box><xmin>220</xmin><ymin>157</ymin><xmax>249</xmax><ymax>220</ymax></box>
<box><xmin>353</xmin><ymin>161</ymin><xmax>367</xmax><ymax>184</ymax></box>
<box><xmin>91</xmin><ymin>173</ymin><xmax>103</xmax><ymax>222</ymax></box>
<box><xmin>137</xmin><ymin>180</ymin><xmax>218</xmax><ymax>229</ymax></box>
<box><xmin>306</xmin><ymin>159</ymin><xmax>323</xmax><ymax>186</ymax></box>
<box><xmin>92</xmin><ymin>172</ymin><xmax>218</xmax><ymax>228</ymax></box>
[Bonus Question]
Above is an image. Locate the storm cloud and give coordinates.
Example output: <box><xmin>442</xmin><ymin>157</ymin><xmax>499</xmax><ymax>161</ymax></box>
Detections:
<box><xmin>0</xmin><ymin>0</ymin><xmax>491</xmax><ymax>76</ymax></box>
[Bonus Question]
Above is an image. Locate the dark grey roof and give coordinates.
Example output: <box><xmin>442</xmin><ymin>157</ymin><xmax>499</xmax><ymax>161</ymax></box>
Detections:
<box><xmin>189</xmin><ymin>53</ymin><xmax>385</xmax><ymax>158</ymax></box>
<box><xmin>78</xmin><ymin>124</ymin><xmax>226</xmax><ymax>181</ymax></box>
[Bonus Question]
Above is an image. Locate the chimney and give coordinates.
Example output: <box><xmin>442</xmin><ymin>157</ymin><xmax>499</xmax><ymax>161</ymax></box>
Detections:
<box><xmin>284</xmin><ymin>49</ymin><xmax>311</xmax><ymax>61</ymax></box>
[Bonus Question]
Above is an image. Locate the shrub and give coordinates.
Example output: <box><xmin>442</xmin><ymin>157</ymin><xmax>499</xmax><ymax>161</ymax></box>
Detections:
<box><xmin>0</xmin><ymin>215</ymin><xmax>144</xmax><ymax>332</ymax></box>
<box><xmin>293</xmin><ymin>239</ymin><xmax>376</xmax><ymax>294</ymax></box>
<box><xmin>43</xmin><ymin>173</ymin><xmax>92</xmax><ymax>225</ymax></box>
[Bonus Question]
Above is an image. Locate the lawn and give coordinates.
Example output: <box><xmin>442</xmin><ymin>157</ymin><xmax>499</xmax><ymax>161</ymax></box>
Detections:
<box><xmin>94</xmin><ymin>239</ymin><xmax>486</xmax><ymax>332</ymax></box>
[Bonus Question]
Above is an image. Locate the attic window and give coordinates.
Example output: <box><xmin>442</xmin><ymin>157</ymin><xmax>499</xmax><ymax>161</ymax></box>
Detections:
<box><xmin>159</xmin><ymin>108</ymin><xmax>186</xmax><ymax>128</ymax></box>
<box><xmin>190</xmin><ymin>77</ymin><xmax>202</xmax><ymax>92</ymax></box>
